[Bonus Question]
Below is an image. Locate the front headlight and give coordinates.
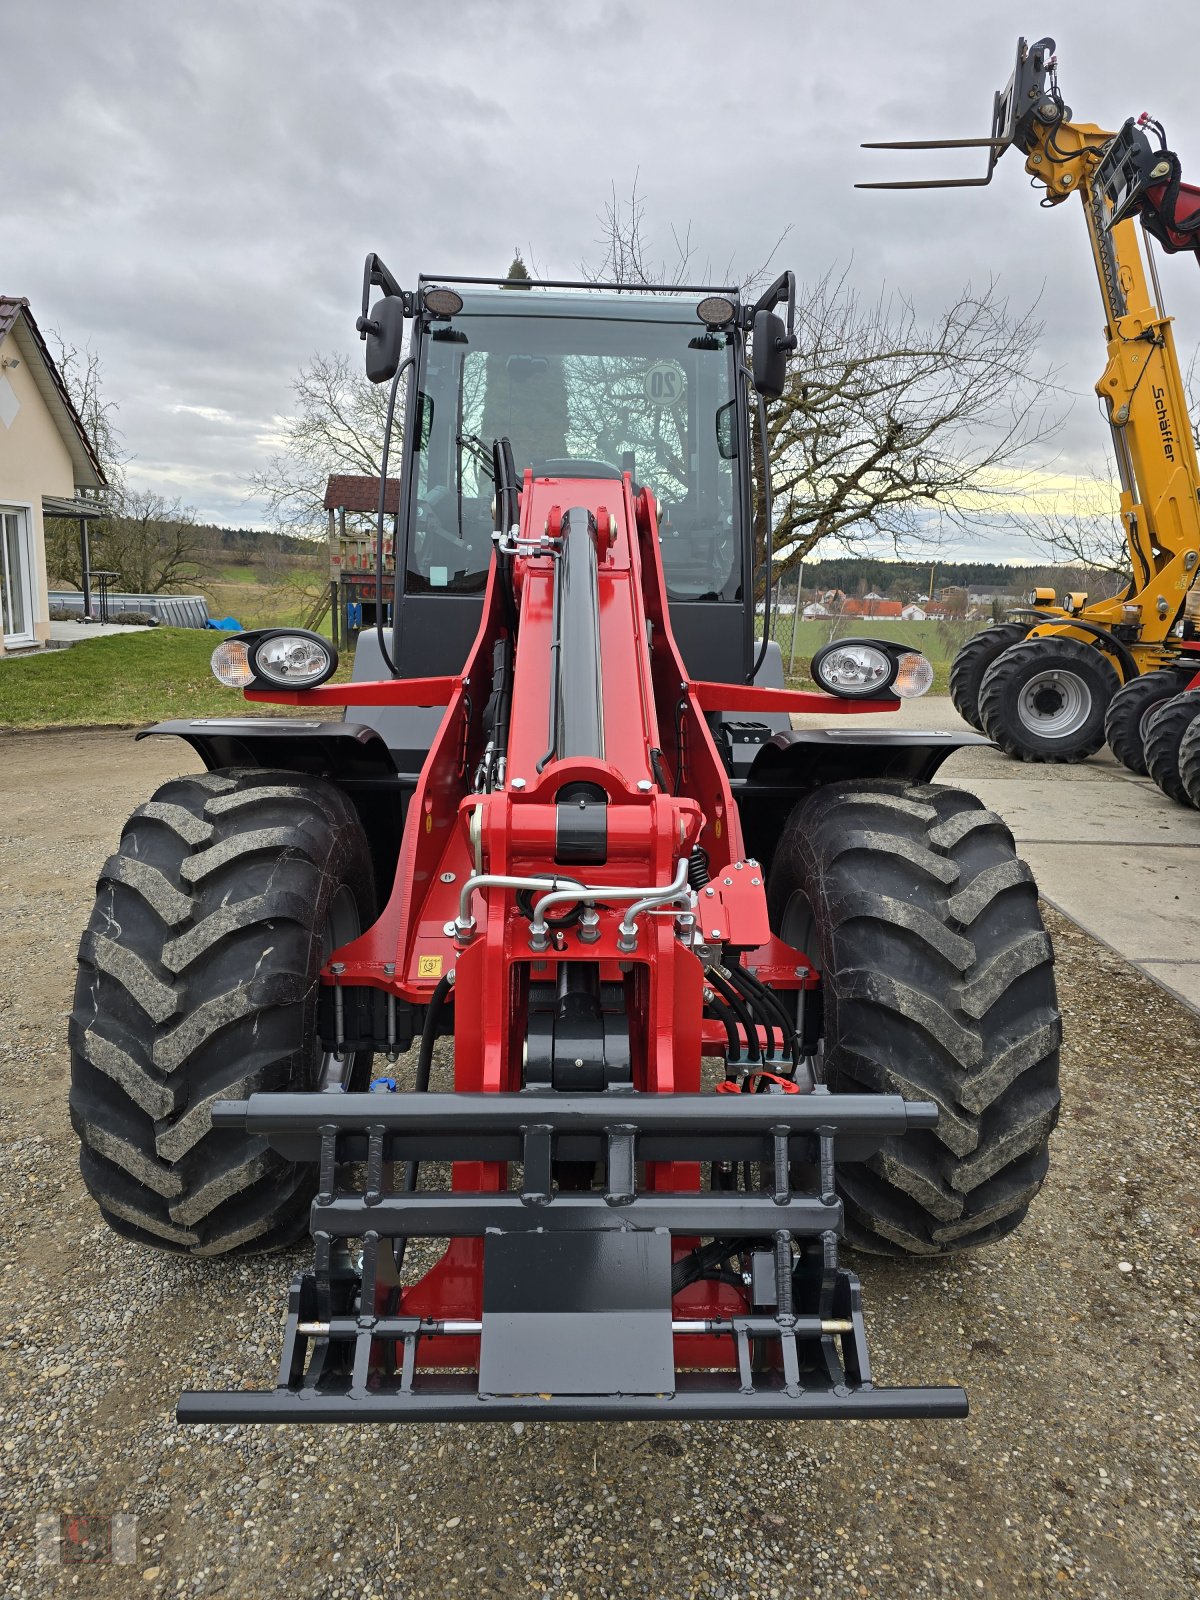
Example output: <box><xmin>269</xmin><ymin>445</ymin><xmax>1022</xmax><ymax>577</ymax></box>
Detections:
<box><xmin>811</xmin><ymin>640</ymin><xmax>894</xmax><ymax>697</ymax></box>
<box><xmin>250</xmin><ymin>633</ymin><xmax>337</xmax><ymax>686</ymax></box>
<box><xmin>210</xmin><ymin>629</ymin><xmax>338</xmax><ymax>690</ymax></box>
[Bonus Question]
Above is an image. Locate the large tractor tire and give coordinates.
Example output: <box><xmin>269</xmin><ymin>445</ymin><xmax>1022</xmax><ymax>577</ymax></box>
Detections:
<box><xmin>978</xmin><ymin>637</ymin><xmax>1119</xmax><ymax>763</ymax></box>
<box><xmin>1104</xmin><ymin>667</ymin><xmax>1196</xmax><ymax>775</ymax></box>
<box><xmin>767</xmin><ymin>780</ymin><xmax>1061</xmax><ymax>1256</ymax></box>
<box><xmin>948</xmin><ymin>623</ymin><xmax>1027</xmax><ymax>732</ymax></box>
<box><xmin>1177</xmin><ymin>713</ymin><xmax>1200</xmax><ymax>808</ymax></box>
<box><xmin>69</xmin><ymin>769</ymin><xmax>376</xmax><ymax>1256</ymax></box>
<box><xmin>1144</xmin><ymin>692</ymin><xmax>1200</xmax><ymax>805</ymax></box>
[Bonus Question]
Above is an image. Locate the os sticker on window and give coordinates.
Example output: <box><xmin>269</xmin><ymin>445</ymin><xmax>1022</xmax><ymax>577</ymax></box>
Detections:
<box><xmin>643</xmin><ymin>362</ymin><xmax>685</xmax><ymax>407</ymax></box>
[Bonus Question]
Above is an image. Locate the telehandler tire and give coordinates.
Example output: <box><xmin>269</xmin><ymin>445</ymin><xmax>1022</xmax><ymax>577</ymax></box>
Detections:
<box><xmin>69</xmin><ymin>768</ymin><xmax>376</xmax><ymax>1256</ymax></box>
<box><xmin>948</xmin><ymin>623</ymin><xmax>1027</xmax><ymax>732</ymax></box>
<box><xmin>1104</xmin><ymin>667</ymin><xmax>1196</xmax><ymax>775</ymax></box>
<box><xmin>977</xmin><ymin>637</ymin><xmax>1118</xmax><ymax>763</ymax></box>
<box><xmin>767</xmin><ymin>780</ymin><xmax>1061</xmax><ymax>1256</ymax></box>
<box><xmin>1178</xmin><ymin>714</ymin><xmax>1200</xmax><ymax>808</ymax></box>
<box><xmin>1144</xmin><ymin>691</ymin><xmax>1200</xmax><ymax>805</ymax></box>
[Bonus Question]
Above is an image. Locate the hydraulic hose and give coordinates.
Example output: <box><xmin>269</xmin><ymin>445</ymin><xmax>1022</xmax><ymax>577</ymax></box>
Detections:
<box><xmin>393</xmin><ymin>971</ymin><xmax>455</xmax><ymax>1279</ymax></box>
<box><xmin>374</xmin><ymin>354</ymin><xmax>415</xmax><ymax>679</ymax></box>
<box><xmin>747</xmin><ymin>383</ymin><xmax>774</xmax><ymax>685</ymax></box>
<box><xmin>705</xmin><ymin>965</ymin><xmax>762</xmax><ymax>1065</ymax></box>
<box><xmin>401</xmin><ymin>973</ymin><xmax>454</xmax><ymax>1192</ymax></box>
<box><xmin>703</xmin><ymin>988</ymin><xmax>741</xmax><ymax>1063</ymax></box>
<box><xmin>725</xmin><ymin>958</ymin><xmax>800</xmax><ymax>1070</ymax></box>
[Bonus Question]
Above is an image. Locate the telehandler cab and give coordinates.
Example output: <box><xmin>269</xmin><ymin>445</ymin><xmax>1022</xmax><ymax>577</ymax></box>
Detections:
<box><xmin>864</xmin><ymin>35</ymin><xmax>1200</xmax><ymax>765</ymax></box>
<box><xmin>70</xmin><ymin>262</ymin><xmax>1060</xmax><ymax>1423</ymax></box>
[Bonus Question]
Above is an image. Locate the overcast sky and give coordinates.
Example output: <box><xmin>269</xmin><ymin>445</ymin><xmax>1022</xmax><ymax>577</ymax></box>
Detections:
<box><xmin>7</xmin><ymin>0</ymin><xmax>1200</xmax><ymax>562</ymax></box>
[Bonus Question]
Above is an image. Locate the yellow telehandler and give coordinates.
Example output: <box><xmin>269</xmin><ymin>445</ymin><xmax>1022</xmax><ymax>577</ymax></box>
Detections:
<box><xmin>862</xmin><ymin>35</ymin><xmax>1200</xmax><ymax>766</ymax></box>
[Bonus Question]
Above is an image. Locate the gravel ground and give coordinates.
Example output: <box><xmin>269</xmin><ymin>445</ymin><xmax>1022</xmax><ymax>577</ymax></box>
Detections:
<box><xmin>1</xmin><ymin>728</ymin><xmax>1197</xmax><ymax>1599</ymax></box>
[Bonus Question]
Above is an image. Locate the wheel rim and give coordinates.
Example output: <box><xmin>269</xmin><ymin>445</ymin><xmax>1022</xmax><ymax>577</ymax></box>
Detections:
<box><xmin>780</xmin><ymin>888</ymin><xmax>821</xmax><ymax>975</ymax></box>
<box><xmin>318</xmin><ymin>884</ymin><xmax>363</xmax><ymax>1089</ymax></box>
<box><xmin>1016</xmin><ymin>668</ymin><xmax>1092</xmax><ymax>738</ymax></box>
<box><xmin>1138</xmin><ymin>697</ymin><xmax>1172</xmax><ymax>742</ymax></box>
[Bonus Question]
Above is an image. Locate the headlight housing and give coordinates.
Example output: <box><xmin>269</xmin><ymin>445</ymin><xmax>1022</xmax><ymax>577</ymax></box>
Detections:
<box><xmin>811</xmin><ymin>640</ymin><xmax>894</xmax><ymax>698</ymax></box>
<box><xmin>210</xmin><ymin>629</ymin><xmax>338</xmax><ymax>690</ymax></box>
<box><xmin>810</xmin><ymin>638</ymin><xmax>933</xmax><ymax>700</ymax></box>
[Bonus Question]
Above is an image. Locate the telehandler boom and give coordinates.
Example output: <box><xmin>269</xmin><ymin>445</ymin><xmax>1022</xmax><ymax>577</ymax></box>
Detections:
<box><xmin>864</xmin><ymin>35</ymin><xmax>1200</xmax><ymax>763</ymax></box>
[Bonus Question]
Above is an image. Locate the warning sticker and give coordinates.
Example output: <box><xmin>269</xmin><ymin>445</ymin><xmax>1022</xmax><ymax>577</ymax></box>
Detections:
<box><xmin>417</xmin><ymin>954</ymin><xmax>444</xmax><ymax>979</ymax></box>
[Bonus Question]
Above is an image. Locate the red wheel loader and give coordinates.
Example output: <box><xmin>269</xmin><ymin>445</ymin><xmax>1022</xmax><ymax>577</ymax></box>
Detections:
<box><xmin>69</xmin><ymin>262</ymin><xmax>1060</xmax><ymax>1423</ymax></box>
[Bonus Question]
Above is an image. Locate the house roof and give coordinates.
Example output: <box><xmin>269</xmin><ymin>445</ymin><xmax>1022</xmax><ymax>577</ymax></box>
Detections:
<box><xmin>324</xmin><ymin>473</ymin><xmax>401</xmax><ymax>515</ymax></box>
<box><xmin>0</xmin><ymin>297</ymin><xmax>106</xmax><ymax>490</ymax></box>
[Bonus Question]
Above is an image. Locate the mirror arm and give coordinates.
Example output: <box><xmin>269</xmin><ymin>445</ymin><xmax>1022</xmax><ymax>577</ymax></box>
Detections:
<box><xmin>751</xmin><ymin>269</ymin><xmax>797</xmax><ymax>346</ymax></box>
<box><xmin>359</xmin><ymin>252</ymin><xmax>412</xmax><ymax>336</ymax></box>
<box><xmin>741</xmin><ymin>364</ymin><xmax>775</xmax><ymax>685</ymax></box>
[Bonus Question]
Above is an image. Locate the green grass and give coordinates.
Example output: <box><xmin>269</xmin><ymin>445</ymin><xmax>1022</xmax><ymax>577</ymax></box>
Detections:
<box><xmin>0</xmin><ymin>610</ymin><xmax>986</xmax><ymax>731</ymax></box>
<box><xmin>775</xmin><ymin>617</ymin><xmax>987</xmax><ymax>695</ymax></box>
<box><xmin>0</xmin><ymin>628</ymin><xmax>352</xmax><ymax>730</ymax></box>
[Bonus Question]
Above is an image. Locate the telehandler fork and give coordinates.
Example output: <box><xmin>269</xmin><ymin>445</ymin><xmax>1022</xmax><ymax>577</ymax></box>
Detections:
<box><xmin>863</xmin><ymin>34</ymin><xmax>1200</xmax><ymax>764</ymax></box>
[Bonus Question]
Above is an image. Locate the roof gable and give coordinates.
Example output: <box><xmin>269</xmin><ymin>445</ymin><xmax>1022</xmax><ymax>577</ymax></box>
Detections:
<box><xmin>0</xmin><ymin>297</ymin><xmax>106</xmax><ymax>490</ymax></box>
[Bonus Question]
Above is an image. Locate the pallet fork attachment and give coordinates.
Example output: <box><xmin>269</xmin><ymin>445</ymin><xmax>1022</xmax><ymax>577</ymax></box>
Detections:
<box><xmin>857</xmin><ymin>36</ymin><xmax>1057</xmax><ymax>189</ymax></box>
<box><xmin>177</xmin><ymin>1091</ymin><xmax>967</xmax><ymax>1422</ymax></box>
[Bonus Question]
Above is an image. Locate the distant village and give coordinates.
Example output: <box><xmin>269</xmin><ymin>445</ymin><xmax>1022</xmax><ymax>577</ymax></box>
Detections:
<box><xmin>793</xmin><ymin>584</ymin><xmax>1018</xmax><ymax>622</ymax></box>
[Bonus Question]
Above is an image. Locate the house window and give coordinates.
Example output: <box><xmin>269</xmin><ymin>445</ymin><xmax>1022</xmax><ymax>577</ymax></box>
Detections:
<box><xmin>1</xmin><ymin>505</ymin><xmax>36</xmax><ymax>645</ymax></box>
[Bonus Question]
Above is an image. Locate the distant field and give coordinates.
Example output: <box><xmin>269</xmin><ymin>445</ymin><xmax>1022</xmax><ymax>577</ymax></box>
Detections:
<box><xmin>199</xmin><ymin>565</ymin><xmax>326</xmax><ymax>630</ymax></box>
<box><xmin>773</xmin><ymin>616</ymin><xmax>987</xmax><ymax>693</ymax></box>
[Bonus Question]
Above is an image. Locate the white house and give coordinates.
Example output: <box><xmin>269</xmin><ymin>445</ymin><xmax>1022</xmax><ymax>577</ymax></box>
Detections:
<box><xmin>0</xmin><ymin>296</ymin><xmax>106</xmax><ymax>654</ymax></box>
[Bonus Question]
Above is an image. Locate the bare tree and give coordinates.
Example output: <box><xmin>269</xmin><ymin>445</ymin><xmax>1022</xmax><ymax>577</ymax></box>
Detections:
<box><xmin>583</xmin><ymin>174</ymin><xmax>790</xmax><ymax>296</ymax></box>
<box><xmin>46</xmin><ymin>488</ymin><xmax>214</xmax><ymax>593</ymax></box>
<box><xmin>99</xmin><ymin>490</ymin><xmax>214</xmax><ymax>593</ymax></box>
<box><xmin>581</xmin><ymin>193</ymin><xmax>1061</xmax><ymax>592</ymax></box>
<box><xmin>758</xmin><ymin>271</ymin><xmax>1060</xmax><ymax>582</ymax></box>
<box><xmin>44</xmin><ymin>328</ymin><xmax>125</xmax><ymax>489</ymax></box>
<box><xmin>1018</xmin><ymin>467</ymin><xmax>1129</xmax><ymax>577</ymax></box>
<box><xmin>248</xmin><ymin>350</ymin><xmax>394</xmax><ymax>536</ymax></box>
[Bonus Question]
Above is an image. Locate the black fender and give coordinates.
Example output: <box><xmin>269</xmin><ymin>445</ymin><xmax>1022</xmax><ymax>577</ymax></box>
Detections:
<box><xmin>733</xmin><ymin>728</ymin><xmax>991</xmax><ymax>872</ymax></box>
<box><xmin>136</xmin><ymin>718</ymin><xmax>408</xmax><ymax>903</ymax></box>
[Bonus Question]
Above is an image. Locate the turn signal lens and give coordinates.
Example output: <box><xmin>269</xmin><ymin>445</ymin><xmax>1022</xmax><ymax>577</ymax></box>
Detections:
<box><xmin>210</xmin><ymin>640</ymin><xmax>253</xmax><ymax>688</ymax></box>
<box><xmin>892</xmin><ymin>651</ymin><xmax>934</xmax><ymax>698</ymax></box>
<box><xmin>250</xmin><ymin>634</ymin><xmax>337</xmax><ymax>687</ymax></box>
<box><xmin>812</xmin><ymin>641</ymin><xmax>894</xmax><ymax>697</ymax></box>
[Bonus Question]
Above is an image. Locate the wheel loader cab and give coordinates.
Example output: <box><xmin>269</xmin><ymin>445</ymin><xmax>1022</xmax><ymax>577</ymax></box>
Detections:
<box><xmin>389</xmin><ymin>288</ymin><xmax>752</xmax><ymax>689</ymax></box>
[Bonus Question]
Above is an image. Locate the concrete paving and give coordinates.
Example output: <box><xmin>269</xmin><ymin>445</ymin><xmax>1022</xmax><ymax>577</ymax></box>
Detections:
<box><xmin>791</xmin><ymin>695</ymin><xmax>1200</xmax><ymax>1013</ymax></box>
<box><xmin>47</xmin><ymin>618</ymin><xmax>154</xmax><ymax>642</ymax></box>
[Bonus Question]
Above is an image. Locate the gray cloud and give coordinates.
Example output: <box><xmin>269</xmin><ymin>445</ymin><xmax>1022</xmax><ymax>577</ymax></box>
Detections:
<box><xmin>7</xmin><ymin>0</ymin><xmax>1200</xmax><ymax>562</ymax></box>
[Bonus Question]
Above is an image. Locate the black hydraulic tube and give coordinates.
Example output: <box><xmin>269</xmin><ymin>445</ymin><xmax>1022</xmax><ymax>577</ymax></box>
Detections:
<box><xmin>726</xmin><ymin>959</ymin><xmax>800</xmax><ymax>1069</ymax></box>
<box><xmin>374</xmin><ymin>354</ymin><xmax>415</xmax><ymax>678</ymax></box>
<box><xmin>554</xmin><ymin>507</ymin><xmax>605</xmax><ymax>762</ymax></box>
<box><xmin>705</xmin><ymin>965</ymin><xmax>762</xmax><ymax>1064</ymax></box>
<box><xmin>402</xmin><ymin>973</ymin><xmax>455</xmax><ymax>1191</ymax></box>
<box><xmin>748</xmin><ymin>384</ymin><xmax>774</xmax><ymax>685</ymax></box>
<box><xmin>704</xmin><ymin>991</ymin><xmax>741</xmax><ymax>1062</ymax></box>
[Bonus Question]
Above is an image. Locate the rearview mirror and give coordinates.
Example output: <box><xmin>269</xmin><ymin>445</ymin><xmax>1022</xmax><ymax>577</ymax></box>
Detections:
<box><xmin>363</xmin><ymin>295</ymin><xmax>407</xmax><ymax>385</ymax></box>
<box><xmin>752</xmin><ymin>309</ymin><xmax>788</xmax><ymax>400</ymax></box>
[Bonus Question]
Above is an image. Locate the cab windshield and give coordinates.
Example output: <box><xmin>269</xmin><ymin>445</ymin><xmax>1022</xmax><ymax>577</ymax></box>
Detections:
<box><xmin>407</xmin><ymin>295</ymin><xmax>741</xmax><ymax>601</ymax></box>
